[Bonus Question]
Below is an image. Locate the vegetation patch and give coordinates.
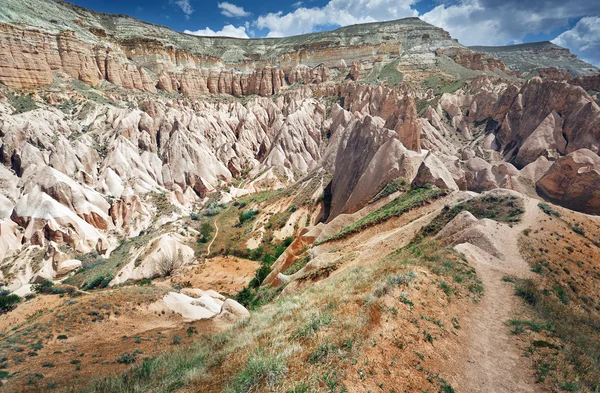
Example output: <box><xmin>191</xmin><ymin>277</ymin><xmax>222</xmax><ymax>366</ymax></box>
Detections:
<box><xmin>0</xmin><ymin>294</ymin><xmax>20</xmax><ymax>315</ymax></box>
<box><xmin>538</xmin><ymin>202</ymin><xmax>560</xmax><ymax>217</ymax></box>
<box><xmin>66</xmin><ymin>231</ymin><xmax>153</xmax><ymax>289</ymax></box>
<box><xmin>6</xmin><ymin>92</ymin><xmax>38</xmax><ymax>114</ymax></box>
<box><xmin>509</xmin><ymin>277</ymin><xmax>600</xmax><ymax>390</ymax></box>
<box><xmin>238</xmin><ymin>209</ymin><xmax>259</xmax><ymax>225</ymax></box>
<box><xmin>416</xmin><ymin>193</ymin><xmax>524</xmax><ymax>241</ymax></box>
<box><xmin>283</xmin><ymin>255</ymin><xmax>311</xmax><ymax>276</ymax></box>
<box><xmin>320</xmin><ymin>186</ymin><xmax>447</xmax><ymax>244</ymax></box>
<box><xmin>223</xmin><ymin>350</ymin><xmax>287</xmax><ymax>393</ymax></box>
<box><xmin>369</xmin><ymin>180</ymin><xmax>407</xmax><ymax>203</ymax></box>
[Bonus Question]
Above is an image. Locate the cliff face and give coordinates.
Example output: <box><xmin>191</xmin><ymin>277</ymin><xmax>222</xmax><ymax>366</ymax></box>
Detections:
<box><xmin>0</xmin><ymin>0</ymin><xmax>471</xmax><ymax>95</ymax></box>
<box><xmin>471</xmin><ymin>41</ymin><xmax>600</xmax><ymax>77</ymax></box>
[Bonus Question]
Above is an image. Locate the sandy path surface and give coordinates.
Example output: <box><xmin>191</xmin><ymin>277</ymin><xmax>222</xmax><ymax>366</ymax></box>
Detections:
<box><xmin>451</xmin><ymin>196</ymin><xmax>540</xmax><ymax>393</ymax></box>
<box><xmin>207</xmin><ymin>205</ymin><xmax>231</xmax><ymax>256</ymax></box>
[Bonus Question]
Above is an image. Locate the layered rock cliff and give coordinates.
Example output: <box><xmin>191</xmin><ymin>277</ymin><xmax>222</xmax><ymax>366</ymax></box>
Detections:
<box><xmin>471</xmin><ymin>41</ymin><xmax>600</xmax><ymax>77</ymax></box>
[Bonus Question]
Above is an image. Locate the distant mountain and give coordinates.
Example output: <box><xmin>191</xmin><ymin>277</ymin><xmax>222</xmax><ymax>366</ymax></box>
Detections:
<box><xmin>471</xmin><ymin>41</ymin><xmax>599</xmax><ymax>77</ymax></box>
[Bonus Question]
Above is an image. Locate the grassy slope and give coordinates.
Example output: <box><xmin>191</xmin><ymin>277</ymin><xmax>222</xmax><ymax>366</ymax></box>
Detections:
<box><xmin>74</xmin><ymin>240</ymin><xmax>481</xmax><ymax>393</ymax></box>
<box><xmin>512</xmin><ymin>204</ymin><xmax>600</xmax><ymax>391</ymax></box>
<box><xmin>319</xmin><ymin>186</ymin><xmax>448</xmax><ymax>244</ymax></box>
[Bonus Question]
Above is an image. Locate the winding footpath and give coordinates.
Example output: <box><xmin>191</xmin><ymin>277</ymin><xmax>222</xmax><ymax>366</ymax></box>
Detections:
<box><xmin>206</xmin><ymin>204</ymin><xmax>232</xmax><ymax>257</ymax></box>
<box><xmin>451</xmin><ymin>196</ymin><xmax>540</xmax><ymax>393</ymax></box>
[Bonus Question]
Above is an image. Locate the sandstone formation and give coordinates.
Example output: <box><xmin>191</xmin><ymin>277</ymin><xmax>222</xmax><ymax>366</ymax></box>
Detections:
<box><xmin>536</xmin><ymin>149</ymin><xmax>600</xmax><ymax>214</ymax></box>
<box><xmin>0</xmin><ymin>0</ymin><xmax>599</xmax><ymax>296</ymax></box>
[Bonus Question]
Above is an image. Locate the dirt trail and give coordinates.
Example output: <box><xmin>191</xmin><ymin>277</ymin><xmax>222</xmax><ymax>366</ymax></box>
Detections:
<box><xmin>450</xmin><ymin>196</ymin><xmax>540</xmax><ymax>392</ymax></box>
<box><xmin>206</xmin><ymin>205</ymin><xmax>231</xmax><ymax>256</ymax></box>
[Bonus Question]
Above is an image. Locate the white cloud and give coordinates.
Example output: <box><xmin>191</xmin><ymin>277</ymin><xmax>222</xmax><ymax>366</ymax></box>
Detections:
<box><xmin>218</xmin><ymin>2</ymin><xmax>251</xmax><ymax>18</ymax></box>
<box><xmin>255</xmin><ymin>0</ymin><xmax>418</xmax><ymax>37</ymax></box>
<box><xmin>421</xmin><ymin>0</ymin><xmax>600</xmax><ymax>46</ymax></box>
<box><xmin>171</xmin><ymin>0</ymin><xmax>194</xmax><ymax>19</ymax></box>
<box><xmin>553</xmin><ymin>17</ymin><xmax>600</xmax><ymax>67</ymax></box>
<box><xmin>184</xmin><ymin>24</ymin><xmax>250</xmax><ymax>38</ymax></box>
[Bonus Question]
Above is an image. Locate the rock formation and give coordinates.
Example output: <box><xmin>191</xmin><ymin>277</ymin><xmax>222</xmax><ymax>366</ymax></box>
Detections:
<box><xmin>536</xmin><ymin>149</ymin><xmax>600</xmax><ymax>214</ymax></box>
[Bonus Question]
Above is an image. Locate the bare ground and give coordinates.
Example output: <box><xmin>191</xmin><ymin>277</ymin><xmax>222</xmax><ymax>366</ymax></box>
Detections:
<box><xmin>448</xmin><ymin>196</ymin><xmax>540</xmax><ymax>392</ymax></box>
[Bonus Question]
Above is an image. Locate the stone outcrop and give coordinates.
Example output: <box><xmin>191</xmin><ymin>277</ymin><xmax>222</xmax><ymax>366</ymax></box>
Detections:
<box><xmin>495</xmin><ymin>78</ymin><xmax>600</xmax><ymax>167</ymax></box>
<box><xmin>327</xmin><ymin>107</ymin><xmax>426</xmax><ymax>218</ymax></box>
<box><xmin>412</xmin><ymin>152</ymin><xmax>459</xmax><ymax>190</ymax></box>
<box><xmin>438</xmin><ymin>48</ymin><xmax>506</xmax><ymax>72</ymax></box>
<box><xmin>536</xmin><ymin>149</ymin><xmax>600</xmax><ymax>214</ymax></box>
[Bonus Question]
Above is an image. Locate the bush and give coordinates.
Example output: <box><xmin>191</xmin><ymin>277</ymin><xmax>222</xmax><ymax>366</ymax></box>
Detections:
<box><xmin>515</xmin><ymin>279</ymin><xmax>538</xmax><ymax>306</ymax></box>
<box><xmin>83</xmin><ymin>274</ymin><xmax>113</xmax><ymax>290</ymax></box>
<box><xmin>156</xmin><ymin>251</ymin><xmax>184</xmax><ymax>277</ymax></box>
<box><xmin>0</xmin><ymin>294</ymin><xmax>20</xmax><ymax>314</ymax></box>
<box><xmin>239</xmin><ymin>209</ymin><xmax>259</xmax><ymax>224</ymax></box>
<box><xmin>203</xmin><ymin>203</ymin><xmax>222</xmax><ymax>217</ymax></box>
<box><xmin>33</xmin><ymin>280</ymin><xmax>55</xmax><ymax>294</ymax></box>
<box><xmin>116</xmin><ymin>352</ymin><xmax>138</xmax><ymax>364</ymax></box>
<box><xmin>572</xmin><ymin>225</ymin><xmax>585</xmax><ymax>236</ymax></box>
<box><xmin>538</xmin><ymin>202</ymin><xmax>560</xmax><ymax>217</ymax></box>
<box><xmin>199</xmin><ymin>222</ymin><xmax>213</xmax><ymax>243</ymax></box>
<box><xmin>248</xmin><ymin>265</ymin><xmax>270</xmax><ymax>289</ymax></box>
<box><xmin>171</xmin><ymin>335</ymin><xmax>183</xmax><ymax>345</ymax></box>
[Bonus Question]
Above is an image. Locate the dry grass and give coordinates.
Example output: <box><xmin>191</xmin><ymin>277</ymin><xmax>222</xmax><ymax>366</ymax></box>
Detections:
<box><xmin>516</xmin><ymin>206</ymin><xmax>600</xmax><ymax>391</ymax></box>
<box><xmin>63</xmin><ymin>238</ymin><xmax>479</xmax><ymax>393</ymax></box>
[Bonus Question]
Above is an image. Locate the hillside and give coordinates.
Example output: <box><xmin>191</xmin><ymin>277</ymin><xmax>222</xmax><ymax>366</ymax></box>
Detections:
<box><xmin>1</xmin><ymin>1</ymin><xmax>600</xmax><ymax>392</ymax></box>
<box><xmin>471</xmin><ymin>41</ymin><xmax>600</xmax><ymax>77</ymax></box>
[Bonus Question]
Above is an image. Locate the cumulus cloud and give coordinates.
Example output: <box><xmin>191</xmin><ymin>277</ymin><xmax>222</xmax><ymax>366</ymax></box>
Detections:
<box><xmin>255</xmin><ymin>0</ymin><xmax>418</xmax><ymax>37</ymax></box>
<box><xmin>184</xmin><ymin>24</ymin><xmax>249</xmax><ymax>38</ymax></box>
<box><xmin>171</xmin><ymin>0</ymin><xmax>194</xmax><ymax>19</ymax></box>
<box><xmin>553</xmin><ymin>17</ymin><xmax>600</xmax><ymax>67</ymax></box>
<box><xmin>422</xmin><ymin>0</ymin><xmax>600</xmax><ymax>46</ymax></box>
<box><xmin>218</xmin><ymin>2</ymin><xmax>251</xmax><ymax>18</ymax></box>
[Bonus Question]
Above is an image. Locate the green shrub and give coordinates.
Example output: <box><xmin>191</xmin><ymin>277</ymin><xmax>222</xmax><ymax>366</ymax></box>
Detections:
<box><xmin>171</xmin><ymin>336</ymin><xmax>182</xmax><ymax>345</ymax></box>
<box><xmin>83</xmin><ymin>274</ymin><xmax>113</xmax><ymax>290</ymax></box>
<box><xmin>33</xmin><ymin>280</ymin><xmax>55</xmax><ymax>294</ymax></box>
<box><xmin>538</xmin><ymin>202</ymin><xmax>560</xmax><ymax>217</ymax></box>
<box><xmin>571</xmin><ymin>225</ymin><xmax>585</xmax><ymax>236</ymax></box>
<box><xmin>239</xmin><ymin>209</ymin><xmax>259</xmax><ymax>224</ymax></box>
<box><xmin>248</xmin><ymin>265</ymin><xmax>270</xmax><ymax>289</ymax></box>
<box><xmin>203</xmin><ymin>203</ymin><xmax>222</xmax><ymax>216</ymax></box>
<box><xmin>515</xmin><ymin>279</ymin><xmax>538</xmax><ymax>306</ymax></box>
<box><xmin>0</xmin><ymin>294</ymin><xmax>20</xmax><ymax>314</ymax></box>
<box><xmin>198</xmin><ymin>222</ymin><xmax>213</xmax><ymax>243</ymax></box>
<box><xmin>116</xmin><ymin>352</ymin><xmax>138</xmax><ymax>364</ymax></box>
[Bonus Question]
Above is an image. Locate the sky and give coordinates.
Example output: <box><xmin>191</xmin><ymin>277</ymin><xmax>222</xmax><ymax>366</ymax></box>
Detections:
<box><xmin>70</xmin><ymin>0</ymin><xmax>600</xmax><ymax>66</ymax></box>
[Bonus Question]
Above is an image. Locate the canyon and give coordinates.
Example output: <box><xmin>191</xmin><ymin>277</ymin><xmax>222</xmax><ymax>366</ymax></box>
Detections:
<box><xmin>0</xmin><ymin>0</ymin><xmax>599</xmax><ymax>392</ymax></box>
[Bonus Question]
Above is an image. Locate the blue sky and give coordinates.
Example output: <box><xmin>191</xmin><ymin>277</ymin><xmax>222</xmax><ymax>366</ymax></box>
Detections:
<box><xmin>70</xmin><ymin>0</ymin><xmax>600</xmax><ymax>66</ymax></box>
